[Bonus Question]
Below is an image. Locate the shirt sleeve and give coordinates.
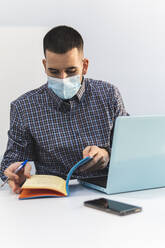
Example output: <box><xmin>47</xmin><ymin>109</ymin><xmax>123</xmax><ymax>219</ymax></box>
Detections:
<box><xmin>98</xmin><ymin>85</ymin><xmax>129</xmax><ymax>163</ymax></box>
<box><xmin>109</xmin><ymin>85</ymin><xmax>129</xmax><ymax>153</ymax></box>
<box><xmin>0</xmin><ymin>102</ymin><xmax>35</xmax><ymax>182</ymax></box>
<box><xmin>113</xmin><ymin>85</ymin><xmax>129</xmax><ymax>118</ymax></box>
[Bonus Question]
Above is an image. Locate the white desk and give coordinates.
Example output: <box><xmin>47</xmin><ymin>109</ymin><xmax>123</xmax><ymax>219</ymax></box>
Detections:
<box><xmin>1</xmin><ymin>179</ymin><xmax>165</xmax><ymax>248</ymax></box>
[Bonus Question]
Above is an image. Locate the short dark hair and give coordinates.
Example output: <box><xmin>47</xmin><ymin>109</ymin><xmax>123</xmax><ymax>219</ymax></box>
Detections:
<box><xmin>43</xmin><ymin>25</ymin><xmax>84</xmax><ymax>56</ymax></box>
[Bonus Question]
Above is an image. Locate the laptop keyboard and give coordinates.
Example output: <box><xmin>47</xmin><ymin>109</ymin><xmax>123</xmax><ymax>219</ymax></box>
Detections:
<box><xmin>82</xmin><ymin>176</ymin><xmax>108</xmax><ymax>188</ymax></box>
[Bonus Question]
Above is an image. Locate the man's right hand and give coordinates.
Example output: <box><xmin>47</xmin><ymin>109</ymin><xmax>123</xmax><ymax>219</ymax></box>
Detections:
<box><xmin>4</xmin><ymin>162</ymin><xmax>31</xmax><ymax>194</ymax></box>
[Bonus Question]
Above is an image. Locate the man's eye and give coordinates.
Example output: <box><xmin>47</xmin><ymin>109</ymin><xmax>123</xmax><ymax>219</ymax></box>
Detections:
<box><xmin>51</xmin><ymin>71</ymin><xmax>58</xmax><ymax>74</ymax></box>
<box><xmin>67</xmin><ymin>71</ymin><xmax>76</xmax><ymax>74</ymax></box>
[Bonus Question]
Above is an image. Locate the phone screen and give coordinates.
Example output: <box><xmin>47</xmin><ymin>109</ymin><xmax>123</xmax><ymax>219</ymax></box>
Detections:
<box><xmin>84</xmin><ymin>198</ymin><xmax>142</xmax><ymax>216</ymax></box>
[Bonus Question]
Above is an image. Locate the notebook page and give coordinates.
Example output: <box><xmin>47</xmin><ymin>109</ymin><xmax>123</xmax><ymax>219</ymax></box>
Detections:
<box><xmin>22</xmin><ymin>175</ymin><xmax>67</xmax><ymax>195</ymax></box>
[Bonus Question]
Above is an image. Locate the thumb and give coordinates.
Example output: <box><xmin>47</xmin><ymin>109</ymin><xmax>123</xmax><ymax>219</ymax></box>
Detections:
<box><xmin>83</xmin><ymin>146</ymin><xmax>91</xmax><ymax>158</ymax></box>
<box><xmin>23</xmin><ymin>163</ymin><xmax>32</xmax><ymax>178</ymax></box>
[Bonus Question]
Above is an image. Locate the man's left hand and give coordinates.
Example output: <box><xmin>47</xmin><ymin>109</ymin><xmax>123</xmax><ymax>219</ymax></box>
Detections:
<box><xmin>79</xmin><ymin>146</ymin><xmax>110</xmax><ymax>173</ymax></box>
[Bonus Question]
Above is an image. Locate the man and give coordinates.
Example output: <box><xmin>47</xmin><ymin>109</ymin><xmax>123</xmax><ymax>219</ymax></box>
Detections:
<box><xmin>0</xmin><ymin>25</ymin><xmax>128</xmax><ymax>194</ymax></box>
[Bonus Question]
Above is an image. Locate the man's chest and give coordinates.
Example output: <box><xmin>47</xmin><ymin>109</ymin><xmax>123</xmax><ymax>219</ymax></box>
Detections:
<box><xmin>28</xmin><ymin>102</ymin><xmax>113</xmax><ymax>152</ymax></box>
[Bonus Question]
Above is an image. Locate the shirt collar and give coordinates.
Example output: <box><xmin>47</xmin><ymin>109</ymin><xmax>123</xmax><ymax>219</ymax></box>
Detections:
<box><xmin>76</xmin><ymin>75</ymin><xmax>85</xmax><ymax>101</ymax></box>
<box><xmin>46</xmin><ymin>76</ymin><xmax>86</xmax><ymax>110</ymax></box>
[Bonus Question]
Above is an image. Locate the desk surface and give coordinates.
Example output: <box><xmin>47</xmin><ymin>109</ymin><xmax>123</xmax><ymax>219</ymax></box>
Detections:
<box><xmin>1</xmin><ymin>179</ymin><xmax>165</xmax><ymax>248</ymax></box>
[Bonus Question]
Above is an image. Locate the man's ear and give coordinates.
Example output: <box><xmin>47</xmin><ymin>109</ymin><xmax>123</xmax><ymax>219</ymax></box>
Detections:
<box><xmin>83</xmin><ymin>58</ymin><xmax>89</xmax><ymax>75</ymax></box>
<box><xmin>42</xmin><ymin>59</ymin><xmax>46</xmax><ymax>71</ymax></box>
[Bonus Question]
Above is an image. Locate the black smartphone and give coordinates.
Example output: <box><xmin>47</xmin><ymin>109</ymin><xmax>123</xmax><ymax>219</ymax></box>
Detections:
<box><xmin>84</xmin><ymin>198</ymin><xmax>142</xmax><ymax>216</ymax></box>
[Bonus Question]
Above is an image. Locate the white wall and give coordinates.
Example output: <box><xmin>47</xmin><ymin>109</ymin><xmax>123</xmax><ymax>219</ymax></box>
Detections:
<box><xmin>0</xmin><ymin>0</ymin><xmax>165</xmax><ymax>155</ymax></box>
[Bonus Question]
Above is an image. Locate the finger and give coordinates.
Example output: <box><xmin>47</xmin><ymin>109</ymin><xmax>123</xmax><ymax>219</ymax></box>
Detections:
<box><xmin>99</xmin><ymin>157</ymin><xmax>108</xmax><ymax>170</ymax></box>
<box><xmin>23</xmin><ymin>163</ymin><xmax>32</xmax><ymax>178</ymax></box>
<box><xmin>8</xmin><ymin>180</ymin><xmax>15</xmax><ymax>191</ymax></box>
<box><xmin>8</xmin><ymin>180</ymin><xmax>22</xmax><ymax>194</ymax></box>
<box><xmin>83</xmin><ymin>146</ymin><xmax>91</xmax><ymax>158</ymax></box>
<box><xmin>83</xmin><ymin>146</ymin><xmax>99</xmax><ymax>159</ymax></box>
<box><xmin>80</xmin><ymin>152</ymin><xmax>99</xmax><ymax>172</ymax></box>
<box><xmin>86</xmin><ymin>146</ymin><xmax>100</xmax><ymax>157</ymax></box>
<box><xmin>86</xmin><ymin>147</ymin><xmax>110</xmax><ymax>171</ymax></box>
<box><xmin>4</xmin><ymin>162</ymin><xmax>24</xmax><ymax>182</ymax></box>
<box><xmin>4</xmin><ymin>169</ymin><xmax>19</xmax><ymax>182</ymax></box>
<box><xmin>93</xmin><ymin>154</ymin><xmax>110</xmax><ymax>170</ymax></box>
<box><xmin>80</xmin><ymin>153</ymin><xmax>102</xmax><ymax>172</ymax></box>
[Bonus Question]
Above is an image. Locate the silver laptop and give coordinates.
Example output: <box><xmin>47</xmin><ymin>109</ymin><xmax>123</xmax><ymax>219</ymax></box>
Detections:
<box><xmin>80</xmin><ymin>115</ymin><xmax>165</xmax><ymax>194</ymax></box>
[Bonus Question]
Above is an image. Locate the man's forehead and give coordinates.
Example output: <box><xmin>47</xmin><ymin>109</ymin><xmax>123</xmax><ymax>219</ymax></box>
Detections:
<box><xmin>45</xmin><ymin>49</ymin><xmax>83</xmax><ymax>68</ymax></box>
<box><xmin>45</xmin><ymin>48</ymin><xmax>82</xmax><ymax>59</ymax></box>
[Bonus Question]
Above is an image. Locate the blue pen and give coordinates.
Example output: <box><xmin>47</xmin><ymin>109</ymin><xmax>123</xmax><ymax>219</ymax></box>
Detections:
<box><xmin>1</xmin><ymin>159</ymin><xmax>28</xmax><ymax>188</ymax></box>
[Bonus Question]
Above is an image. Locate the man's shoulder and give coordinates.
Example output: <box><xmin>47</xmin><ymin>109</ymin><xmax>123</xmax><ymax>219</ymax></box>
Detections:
<box><xmin>11</xmin><ymin>83</ymin><xmax>47</xmax><ymax>107</ymax></box>
<box><xmin>85</xmin><ymin>77</ymin><xmax>118</xmax><ymax>93</ymax></box>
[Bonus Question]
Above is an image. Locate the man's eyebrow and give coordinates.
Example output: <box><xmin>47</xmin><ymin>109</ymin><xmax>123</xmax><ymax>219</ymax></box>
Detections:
<box><xmin>48</xmin><ymin>68</ymin><xmax>58</xmax><ymax>71</ymax></box>
<box><xmin>66</xmin><ymin>66</ymin><xmax>77</xmax><ymax>69</ymax></box>
<box><xmin>48</xmin><ymin>66</ymin><xmax>77</xmax><ymax>70</ymax></box>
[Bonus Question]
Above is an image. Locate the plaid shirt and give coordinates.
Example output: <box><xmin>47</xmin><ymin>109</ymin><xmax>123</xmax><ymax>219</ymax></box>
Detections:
<box><xmin>0</xmin><ymin>77</ymin><xmax>128</xmax><ymax>182</ymax></box>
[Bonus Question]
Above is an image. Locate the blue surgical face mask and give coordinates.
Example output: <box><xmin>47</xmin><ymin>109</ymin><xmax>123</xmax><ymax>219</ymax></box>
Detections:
<box><xmin>48</xmin><ymin>74</ymin><xmax>81</xmax><ymax>100</ymax></box>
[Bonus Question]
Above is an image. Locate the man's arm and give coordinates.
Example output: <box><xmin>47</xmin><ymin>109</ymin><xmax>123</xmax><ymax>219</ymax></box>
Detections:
<box><xmin>80</xmin><ymin>85</ymin><xmax>129</xmax><ymax>173</ymax></box>
<box><xmin>109</xmin><ymin>85</ymin><xmax>129</xmax><ymax>147</ymax></box>
<box><xmin>0</xmin><ymin>102</ymin><xmax>35</xmax><ymax>191</ymax></box>
<box><xmin>113</xmin><ymin>85</ymin><xmax>129</xmax><ymax>118</ymax></box>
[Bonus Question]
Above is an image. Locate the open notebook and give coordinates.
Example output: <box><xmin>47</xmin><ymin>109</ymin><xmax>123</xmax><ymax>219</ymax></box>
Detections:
<box><xmin>19</xmin><ymin>156</ymin><xmax>92</xmax><ymax>200</ymax></box>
